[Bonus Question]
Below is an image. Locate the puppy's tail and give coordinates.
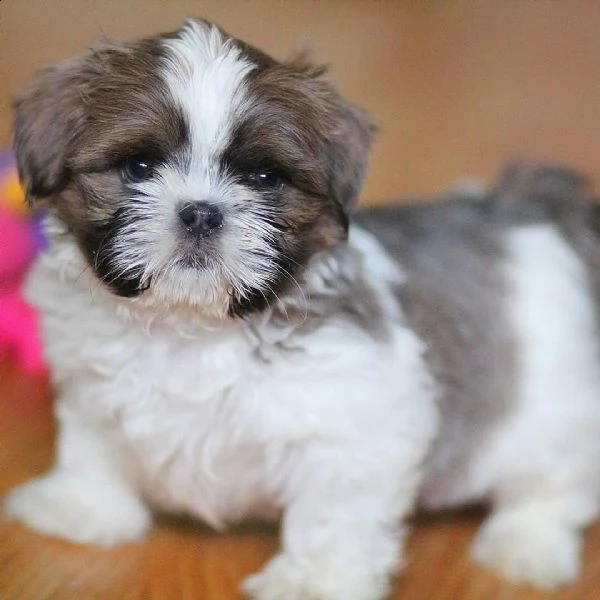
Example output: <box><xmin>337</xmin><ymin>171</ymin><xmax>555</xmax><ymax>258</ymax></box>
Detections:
<box><xmin>492</xmin><ymin>161</ymin><xmax>595</xmax><ymax>221</ymax></box>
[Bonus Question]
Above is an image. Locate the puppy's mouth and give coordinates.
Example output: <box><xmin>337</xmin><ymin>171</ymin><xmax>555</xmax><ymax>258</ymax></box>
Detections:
<box><xmin>95</xmin><ymin>263</ymin><xmax>152</xmax><ymax>298</ymax></box>
<box><xmin>174</xmin><ymin>252</ymin><xmax>210</xmax><ymax>270</ymax></box>
<box><xmin>173</xmin><ymin>233</ymin><xmax>222</xmax><ymax>272</ymax></box>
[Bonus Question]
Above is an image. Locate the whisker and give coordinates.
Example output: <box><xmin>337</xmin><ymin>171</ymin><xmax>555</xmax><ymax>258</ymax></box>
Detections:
<box><xmin>272</xmin><ymin>261</ymin><xmax>309</xmax><ymax>322</ymax></box>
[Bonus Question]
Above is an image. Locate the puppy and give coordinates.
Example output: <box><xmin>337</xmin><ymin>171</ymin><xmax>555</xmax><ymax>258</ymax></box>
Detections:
<box><xmin>5</xmin><ymin>18</ymin><xmax>600</xmax><ymax>600</ymax></box>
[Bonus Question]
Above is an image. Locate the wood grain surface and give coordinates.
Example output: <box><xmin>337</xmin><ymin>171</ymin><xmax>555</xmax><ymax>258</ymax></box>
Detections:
<box><xmin>1</xmin><ymin>360</ymin><xmax>599</xmax><ymax>600</ymax></box>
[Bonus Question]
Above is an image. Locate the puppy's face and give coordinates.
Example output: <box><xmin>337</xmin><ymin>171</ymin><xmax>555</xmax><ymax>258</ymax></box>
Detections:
<box><xmin>14</xmin><ymin>19</ymin><xmax>372</xmax><ymax>318</ymax></box>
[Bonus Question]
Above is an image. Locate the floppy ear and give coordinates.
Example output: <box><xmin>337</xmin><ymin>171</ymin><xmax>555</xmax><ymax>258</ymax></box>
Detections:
<box><xmin>290</xmin><ymin>57</ymin><xmax>375</xmax><ymax>224</ymax></box>
<box><xmin>326</xmin><ymin>99</ymin><xmax>375</xmax><ymax>222</ymax></box>
<box><xmin>13</xmin><ymin>57</ymin><xmax>89</xmax><ymax>201</ymax></box>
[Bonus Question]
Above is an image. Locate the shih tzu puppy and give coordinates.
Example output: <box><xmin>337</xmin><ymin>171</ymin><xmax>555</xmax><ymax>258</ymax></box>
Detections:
<box><xmin>5</xmin><ymin>18</ymin><xmax>600</xmax><ymax>600</ymax></box>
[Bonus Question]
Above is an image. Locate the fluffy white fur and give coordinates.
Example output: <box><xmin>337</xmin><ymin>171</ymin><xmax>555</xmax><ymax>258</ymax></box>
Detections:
<box><xmin>12</xmin><ymin>216</ymin><xmax>600</xmax><ymax>597</ymax></box>
<box><xmin>6</xmin><ymin>217</ymin><xmax>438</xmax><ymax>600</ymax></box>
<box><xmin>468</xmin><ymin>224</ymin><xmax>600</xmax><ymax>587</ymax></box>
<box><xmin>6</xmin><ymin>20</ymin><xmax>600</xmax><ymax>600</ymax></box>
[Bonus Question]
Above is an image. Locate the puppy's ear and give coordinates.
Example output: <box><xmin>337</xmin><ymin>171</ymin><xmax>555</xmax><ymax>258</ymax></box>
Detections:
<box><xmin>326</xmin><ymin>99</ymin><xmax>375</xmax><ymax>222</ymax></box>
<box><xmin>13</xmin><ymin>57</ymin><xmax>89</xmax><ymax>202</ymax></box>
<box><xmin>289</xmin><ymin>57</ymin><xmax>375</xmax><ymax>223</ymax></box>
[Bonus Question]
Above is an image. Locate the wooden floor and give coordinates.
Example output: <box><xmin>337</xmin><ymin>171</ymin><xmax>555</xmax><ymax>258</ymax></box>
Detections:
<box><xmin>1</xmin><ymin>360</ymin><xmax>599</xmax><ymax>600</ymax></box>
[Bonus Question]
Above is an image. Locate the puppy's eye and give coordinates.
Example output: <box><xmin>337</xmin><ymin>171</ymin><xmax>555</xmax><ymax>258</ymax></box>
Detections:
<box><xmin>244</xmin><ymin>167</ymin><xmax>287</xmax><ymax>190</ymax></box>
<box><xmin>121</xmin><ymin>155</ymin><xmax>158</xmax><ymax>183</ymax></box>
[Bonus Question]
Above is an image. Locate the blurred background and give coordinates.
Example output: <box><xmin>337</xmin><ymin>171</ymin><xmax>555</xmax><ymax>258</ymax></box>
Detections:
<box><xmin>3</xmin><ymin>5</ymin><xmax>600</xmax><ymax>597</ymax></box>
<box><xmin>1</xmin><ymin>0</ymin><xmax>600</xmax><ymax>202</ymax></box>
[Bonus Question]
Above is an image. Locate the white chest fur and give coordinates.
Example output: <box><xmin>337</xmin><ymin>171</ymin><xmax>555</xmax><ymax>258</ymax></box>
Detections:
<box><xmin>25</xmin><ymin>226</ymin><xmax>438</xmax><ymax>530</ymax></box>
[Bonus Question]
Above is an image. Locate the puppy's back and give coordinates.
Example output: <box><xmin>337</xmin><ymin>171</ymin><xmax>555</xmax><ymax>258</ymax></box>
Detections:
<box><xmin>356</xmin><ymin>164</ymin><xmax>598</xmax><ymax>508</ymax></box>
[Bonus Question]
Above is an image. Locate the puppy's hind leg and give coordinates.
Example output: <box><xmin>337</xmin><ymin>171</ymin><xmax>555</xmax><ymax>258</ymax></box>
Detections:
<box><xmin>471</xmin><ymin>224</ymin><xmax>600</xmax><ymax>589</ymax></box>
<box><xmin>471</xmin><ymin>488</ymin><xmax>597</xmax><ymax>589</ymax></box>
<box><xmin>470</xmin><ymin>378</ymin><xmax>600</xmax><ymax>589</ymax></box>
<box><xmin>4</xmin><ymin>401</ymin><xmax>151</xmax><ymax>546</ymax></box>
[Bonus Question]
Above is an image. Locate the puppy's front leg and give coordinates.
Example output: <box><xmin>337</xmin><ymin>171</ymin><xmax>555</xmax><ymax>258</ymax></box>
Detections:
<box><xmin>4</xmin><ymin>401</ymin><xmax>151</xmax><ymax>546</ymax></box>
<box><xmin>244</xmin><ymin>442</ymin><xmax>415</xmax><ymax>600</ymax></box>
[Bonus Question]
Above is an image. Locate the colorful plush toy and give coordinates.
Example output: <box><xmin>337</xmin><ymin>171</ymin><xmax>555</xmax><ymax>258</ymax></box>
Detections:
<box><xmin>0</xmin><ymin>151</ymin><xmax>46</xmax><ymax>373</ymax></box>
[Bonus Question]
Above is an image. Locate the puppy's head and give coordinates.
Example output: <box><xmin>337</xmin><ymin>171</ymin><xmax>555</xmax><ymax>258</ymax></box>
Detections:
<box><xmin>14</xmin><ymin>19</ymin><xmax>373</xmax><ymax>318</ymax></box>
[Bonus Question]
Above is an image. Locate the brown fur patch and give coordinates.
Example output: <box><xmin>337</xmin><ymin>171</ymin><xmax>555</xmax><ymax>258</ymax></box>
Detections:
<box><xmin>15</xmin><ymin>19</ymin><xmax>375</xmax><ymax>312</ymax></box>
<box><xmin>357</xmin><ymin>197</ymin><xmax>515</xmax><ymax>508</ymax></box>
<box><xmin>14</xmin><ymin>35</ymin><xmax>187</xmax><ymax>202</ymax></box>
<box><xmin>221</xmin><ymin>56</ymin><xmax>374</xmax><ymax>315</ymax></box>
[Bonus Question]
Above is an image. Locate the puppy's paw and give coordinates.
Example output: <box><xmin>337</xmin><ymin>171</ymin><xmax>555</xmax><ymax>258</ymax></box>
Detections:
<box><xmin>3</xmin><ymin>473</ymin><xmax>151</xmax><ymax>546</ymax></box>
<box><xmin>242</xmin><ymin>553</ymin><xmax>389</xmax><ymax>600</ymax></box>
<box><xmin>471</xmin><ymin>508</ymin><xmax>580</xmax><ymax>589</ymax></box>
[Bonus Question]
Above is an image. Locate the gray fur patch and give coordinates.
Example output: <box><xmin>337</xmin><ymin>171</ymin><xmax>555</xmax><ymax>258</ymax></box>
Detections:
<box><xmin>357</xmin><ymin>163</ymin><xmax>598</xmax><ymax>509</ymax></box>
<box><xmin>251</xmin><ymin>242</ymin><xmax>392</xmax><ymax>364</ymax></box>
<box><xmin>494</xmin><ymin>163</ymin><xmax>600</xmax><ymax>326</ymax></box>
<box><xmin>357</xmin><ymin>196</ymin><xmax>515</xmax><ymax>508</ymax></box>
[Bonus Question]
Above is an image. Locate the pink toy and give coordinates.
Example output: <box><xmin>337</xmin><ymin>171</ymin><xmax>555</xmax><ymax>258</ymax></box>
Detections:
<box><xmin>0</xmin><ymin>153</ymin><xmax>46</xmax><ymax>373</ymax></box>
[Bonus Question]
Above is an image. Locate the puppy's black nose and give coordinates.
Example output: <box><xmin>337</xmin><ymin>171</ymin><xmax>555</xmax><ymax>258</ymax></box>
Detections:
<box><xmin>178</xmin><ymin>202</ymin><xmax>223</xmax><ymax>236</ymax></box>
